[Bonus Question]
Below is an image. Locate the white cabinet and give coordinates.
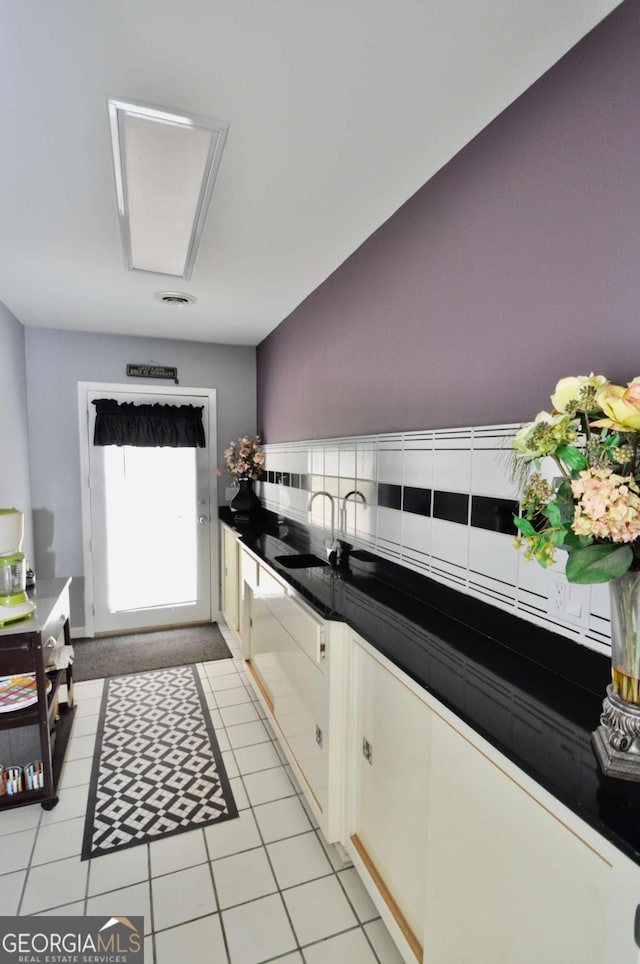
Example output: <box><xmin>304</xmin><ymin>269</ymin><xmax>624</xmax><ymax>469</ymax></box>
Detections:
<box><xmin>243</xmin><ymin>547</ymin><xmax>346</xmax><ymax>842</ymax></box>
<box><xmin>607</xmin><ymin>850</ymin><xmax>640</xmax><ymax>964</ymax></box>
<box><xmin>345</xmin><ymin>634</ymin><xmax>640</xmax><ymax>964</ymax></box>
<box><xmin>346</xmin><ymin>636</ymin><xmax>432</xmax><ymax>962</ymax></box>
<box><xmin>220</xmin><ymin>523</ymin><xmax>240</xmax><ymax>634</ymax></box>
<box><xmin>424</xmin><ymin>712</ymin><xmax>611</xmax><ymax>964</ymax></box>
<box><xmin>233</xmin><ymin>544</ymin><xmax>640</xmax><ymax>963</ymax></box>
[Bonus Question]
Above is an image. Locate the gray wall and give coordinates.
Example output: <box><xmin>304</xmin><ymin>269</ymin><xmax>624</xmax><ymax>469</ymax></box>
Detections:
<box><xmin>257</xmin><ymin>1</ymin><xmax>640</xmax><ymax>442</ymax></box>
<box><xmin>0</xmin><ymin>302</ymin><xmax>34</xmax><ymax>563</ymax></box>
<box><xmin>25</xmin><ymin>327</ymin><xmax>256</xmax><ymax>625</ymax></box>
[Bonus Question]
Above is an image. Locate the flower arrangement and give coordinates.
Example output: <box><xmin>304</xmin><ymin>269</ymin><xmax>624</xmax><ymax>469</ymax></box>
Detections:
<box><xmin>220</xmin><ymin>435</ymin><xmax>265</xmax><ymax>480</ymax></box>
<box><xmin>512</xmin><ymin>374</ymin><xmax>640</xmax><ymax>584</ymax></box>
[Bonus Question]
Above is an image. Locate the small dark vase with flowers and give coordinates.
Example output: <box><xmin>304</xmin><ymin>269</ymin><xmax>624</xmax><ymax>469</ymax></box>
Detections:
<box><xmin>230</xmin><ymin>477</ymin><xmax>262</xmax><ymax>526</ymax></box>
<box><xmin>222</xmin><ymin>435</ymin><xmax>265</xmax><ymax>529</ymax></box>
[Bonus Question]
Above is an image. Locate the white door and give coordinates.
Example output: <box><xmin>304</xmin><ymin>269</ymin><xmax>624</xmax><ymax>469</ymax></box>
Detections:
<box><xmin>80</xmin><ymin>384</ymin><xmax>216</xmax><ymax>635</ymax></box>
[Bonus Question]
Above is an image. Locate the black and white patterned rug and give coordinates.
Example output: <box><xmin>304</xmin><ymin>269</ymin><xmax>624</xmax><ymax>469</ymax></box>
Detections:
<box><xmin>81</xmin><ymin>665</ymin><xmax>238</xmax><ymax>860</ymax></box>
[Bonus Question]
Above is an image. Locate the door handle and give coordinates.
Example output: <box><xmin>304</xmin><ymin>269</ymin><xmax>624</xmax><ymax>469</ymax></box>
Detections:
<box><xmin>198</xmin><ymin>515</ymin><xmax>208</xmax><ymax>525</ymax></box>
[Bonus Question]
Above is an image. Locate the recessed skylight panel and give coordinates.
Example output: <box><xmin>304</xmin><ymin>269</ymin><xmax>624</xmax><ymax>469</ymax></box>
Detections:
<box><xmin>108</xmin><ymin>99</ymin><xmax>229</xmax><ymax>279</ymax></box>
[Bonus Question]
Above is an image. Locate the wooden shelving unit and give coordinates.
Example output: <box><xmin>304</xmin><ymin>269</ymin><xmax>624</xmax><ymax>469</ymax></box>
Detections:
<box><xmin>0</xmin><ymin>578</ymin><xmax>75</xmax><ymax>810</ymax></box>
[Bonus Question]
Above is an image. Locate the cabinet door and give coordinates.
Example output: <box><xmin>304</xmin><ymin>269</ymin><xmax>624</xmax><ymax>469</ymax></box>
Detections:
<box><xmin>249</xmin><ymin>585</ymin><xmax>329</xmax><ymax>816</ymax></box>
<box><xmin>424</xmin><ymin>715</ymin><xmax>610</xmax><ymax>964</ymax></box>
<box><xmin>248</xmin><ymin>593</ymin><xmax>290</xmax><ymax>710</ymax></box>
<box><xmin>274</xmin><ymin>638</ymin><xmax>327</xmax><ymax>813</ymax></box>
<box><xmin>221</xmin><ymin>526</ymin><xmax>240</xmax><ymax>633</ymax></box>
<box><xmin>606</xmin><ymin>849</ymin><xmax>640</xmax><ymax>964</ymax></box>
<box><xmin>349</xmin><ymin>640</ymin><xmax>432</xmax><ymax>961</ymax></box>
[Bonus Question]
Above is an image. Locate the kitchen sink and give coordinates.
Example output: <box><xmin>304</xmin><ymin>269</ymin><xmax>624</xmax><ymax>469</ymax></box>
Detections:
<box><xmin>349</xmin><ymin>549</ymin><xmax>378</xmax><ymax>563</ymax></box>
<box><xmin>274</xmin><ymin>553</ymin><xmax>329</xmax><ymax>569</ymax></box>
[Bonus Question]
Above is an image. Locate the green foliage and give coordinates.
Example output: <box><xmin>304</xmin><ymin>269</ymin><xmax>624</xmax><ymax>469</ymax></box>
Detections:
<box><xmin>555</xmin><ymin>445</ymin><xmax>587</xmax><ymax>471</ymax></box>
<box><xmin>565</xmin><ymin>544</ymin><xmax>634</xmax><ymax>584</ymax></box>
<box><xmin>511</xmin><ymin>374</ymin><xmax>640</xmax><ymax>584</ymax></box>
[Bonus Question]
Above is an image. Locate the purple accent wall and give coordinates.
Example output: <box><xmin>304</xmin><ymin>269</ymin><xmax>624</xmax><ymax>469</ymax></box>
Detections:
<box><xmin>257</xmin><ymin>2</ymin><xmax>640</xmax><ymax>443</ymax></box>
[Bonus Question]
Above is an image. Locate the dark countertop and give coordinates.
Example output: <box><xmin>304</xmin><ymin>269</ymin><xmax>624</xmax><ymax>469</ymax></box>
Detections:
<box><xmin>221</xmin><ymin>507</ymin><xmax>640</xmax><ymax>866</ymax></box>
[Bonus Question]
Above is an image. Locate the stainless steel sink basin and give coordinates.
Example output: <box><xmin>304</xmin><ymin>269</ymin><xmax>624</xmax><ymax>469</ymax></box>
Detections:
<box><xmin>274</xmin><ymin>553</ymin><xmax>329</xmax><ymax>569</ymax></box>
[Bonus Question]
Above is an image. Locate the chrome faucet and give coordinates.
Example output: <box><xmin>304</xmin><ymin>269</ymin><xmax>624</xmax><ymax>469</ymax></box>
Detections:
<box><xmin>308</xmin><ymin>491</ymin><xmax>340</xmax><ymax>561</ymax></box>
<box><xmin>340</xmin><ymin>489</ymin><xmax>366</xmax><ymax>532</ymax></box>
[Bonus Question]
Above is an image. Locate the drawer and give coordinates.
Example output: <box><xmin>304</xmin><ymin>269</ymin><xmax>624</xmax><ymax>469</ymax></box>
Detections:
<box><xmin>262</xmin><ymin>587</ymin><xmax>326</xmax><ymax>667</ymax></box>
<box><xmin>247</xmin><ymin>556</ymin><xmax>328</xmax><ymax>666</ymax></box>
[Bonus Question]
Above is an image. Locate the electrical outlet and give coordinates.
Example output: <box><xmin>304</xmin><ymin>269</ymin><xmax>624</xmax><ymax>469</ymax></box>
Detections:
<box><xmin>549</xmin><ymin>577</ymin><xmax>566</xmax><ymax>615</ymax></box>
<box><xmin>547</xmin><ymin>576</ymin><xmax>589</xmax><ymax>627</ymax></box>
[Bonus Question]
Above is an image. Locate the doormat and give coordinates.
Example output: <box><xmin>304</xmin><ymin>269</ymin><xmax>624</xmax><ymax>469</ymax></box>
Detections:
<box><xmin>81</xmin><ymin>665</ymin><xmax>238</xmax><ymax>860</ymax></box>
<box><xmin>72</xmin><ymin>623</ymin><xmax>233</xmax><ymax>681</ymax></box>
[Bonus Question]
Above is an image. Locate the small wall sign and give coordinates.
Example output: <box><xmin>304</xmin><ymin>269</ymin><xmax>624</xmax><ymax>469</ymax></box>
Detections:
<box><xmin>127</xmin><ymin>364</ymin><xmax>178</xmax><ymax>383</ymax></box>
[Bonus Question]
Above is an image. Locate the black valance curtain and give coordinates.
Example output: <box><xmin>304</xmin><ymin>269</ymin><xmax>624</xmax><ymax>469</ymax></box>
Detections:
<box><xmin>92</xmin><ymin>399</ymin><xmax>206</xmax><ymax>448</ymax></box>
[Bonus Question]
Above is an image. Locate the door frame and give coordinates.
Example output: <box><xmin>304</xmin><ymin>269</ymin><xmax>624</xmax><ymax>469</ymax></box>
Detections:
<box><xmin>77</xmin><ymin>380</ymin><xmax>218</xmax><ymax>638</ymax></box>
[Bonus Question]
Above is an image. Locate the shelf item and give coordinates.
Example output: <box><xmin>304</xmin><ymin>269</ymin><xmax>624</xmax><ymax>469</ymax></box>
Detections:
<box><xmin>24</xmin><ymin>760</ymin><xmax>44</xmax><ymax>790</ymax></box>
<box><xmin>0</xmin><ymin>597</ymin><xmax>36</xmax><ymax>628</ymax></box>
<box><xmin>0</xmin><ymin>675</ymin><xmax>37</xmax><ymax>713</ymax></box>
<box><xmin>1</xmin><ymin>764</ymin><xmax>23</xmax><ymax>794</ymax></box>
<box><xmin>0</xmin><ymin>675</ymin><xmax>51</xmax><ymax>713</ymax></box>
<box><xmin>0</xmin><ymin>578</ymin><xmax>75</xmax><ymax>810</ymax></box>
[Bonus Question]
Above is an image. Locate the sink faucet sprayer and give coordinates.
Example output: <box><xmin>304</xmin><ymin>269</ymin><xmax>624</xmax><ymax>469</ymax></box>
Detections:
<box><xmin>340</xmin><ymin>489</ymin><xmax>366</xmax><ymax>532</ymax></box>
<box><xmin>308</xmin><ymin>491</ymin><xmax>340</xmax><ymax>563</ymax></box>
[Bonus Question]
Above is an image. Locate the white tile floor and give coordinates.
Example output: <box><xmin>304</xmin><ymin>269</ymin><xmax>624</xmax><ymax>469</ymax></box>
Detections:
<box><xmin>0</xmin><ymin>623</ymin><xmax>405</xmax><ymax>964</ymax></box>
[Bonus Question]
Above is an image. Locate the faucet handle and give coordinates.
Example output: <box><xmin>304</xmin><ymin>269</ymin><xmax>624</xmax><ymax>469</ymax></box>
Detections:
<box><xmin>325</xmin><ymin>539</ymin><xmax>341</xmax><ymax>565</ymax></box>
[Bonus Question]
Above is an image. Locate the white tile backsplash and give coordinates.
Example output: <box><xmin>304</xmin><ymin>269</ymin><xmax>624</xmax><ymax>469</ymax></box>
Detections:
<box><xmin>259</xmin><ymin>425</ymin><xmax>612</xmax><ymax>656</ymax></box>
<box><xmin>468</xmin><ymin>528</ymin><xmax>518</xmax><ymax>586</ymax></box>
<box><xmin>402</xmin><ymin>512</ymin><xmax>432</xmax><ymax>558</ymax></box>
<box><xmin>342</xmin><ymin>494</ymin><xmax>369</xmax><ymax>538</ymax></box>
<box><xmin>432</xmin><ymin>444</ymin><xmax>472</xmax><ymax>493</ymax></box>
<box><xmin>324</xmin><ymin>446</ymin><xmax>340</xmax><ymax>477</ymax></box>
<box><xmin>377</xmin><ymin>446</ymin><xmax>403</xmax><ymax>484</ymax></box>
<box><xmin>403</xmin><ymin>445</ymin><xmax>434</xmax><ymax>488</ymax></box>
<box><xmin>356</xmin><ymin>441</ymin><xmax>377</xmax><ymax>481</ymax></box>
<box><xmin>471</xmin><ymin>447</ymin><xmax>519</xmax><ymax>499</ymax></box>
<box><xmin>354</xmin><ymin>502</ymin><xmax>376</xmax><ymax>546</ymax></box>
<box><xmin>376</xmin><ymin>506</ymin><xmax>403</xmax><ymax>554</ymax></box>
<box><xmin>590</xmin><ymin>582</ymin><xmax>610</xmax><ymax>621</ymax></box>
<box><xmin>430</xmin><ymin>517</ymin><xmax>470</xmax><ymax>570</ymax></box>
<box><xmin>338</xmin><ymin>443</ymin><xmax>357</xmax><ymax>479</ymax></box>
<box><xmin>310</xmin><ymin>446</ymin><xmax>324</xmax><ymax>475</ymax></box>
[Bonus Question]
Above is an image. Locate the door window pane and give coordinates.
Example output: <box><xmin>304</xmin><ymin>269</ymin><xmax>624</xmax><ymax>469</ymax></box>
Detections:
<box><xmin>103</xmin><ymin>446</ymin><xmax>198</xmax><ymax>612</ymax></box>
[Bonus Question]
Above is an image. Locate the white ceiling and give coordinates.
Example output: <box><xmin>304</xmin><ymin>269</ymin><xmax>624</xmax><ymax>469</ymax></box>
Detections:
<box><xmin>0</xmin><ymin>0</ymin><xmax>621</xmax><ymax>347</ymax></box>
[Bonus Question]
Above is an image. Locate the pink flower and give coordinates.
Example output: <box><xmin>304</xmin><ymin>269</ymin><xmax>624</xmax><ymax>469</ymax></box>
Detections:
<box><xmin>626</xmin><ymin>377</ymin><xmax>640</xmax><ymax>405</ymax></box>
<box><xmin>222</xmin><ymin>435</ymin><xmax>265</xmax><ymax>479</ymax></box>
<box><xmin>571</xmin><ymin>468</ymin><xmax>640</xmax><ymax>543</ymax></box>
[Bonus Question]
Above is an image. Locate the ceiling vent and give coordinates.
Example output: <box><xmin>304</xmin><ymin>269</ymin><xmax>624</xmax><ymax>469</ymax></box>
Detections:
<box><xmin>108</xmin><ymin>98</ymin><xmax>229</xmax><ymax>280</ymax></box>
<box><xmin>154</xmin><ymin>291</ymin><xmax>197</xmax><ymax>306</ymax></box>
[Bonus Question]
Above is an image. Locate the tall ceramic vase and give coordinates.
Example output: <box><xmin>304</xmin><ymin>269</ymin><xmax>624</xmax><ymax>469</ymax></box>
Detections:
<box><xmin>230</xmin><ymin>477</ymin><xmax>261</xmax><ymax>528</ymax></box>
<box><xmin>592</xmin><ymin>570</ymin><xmax>640</xmax><ymax>780</ymax></box>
